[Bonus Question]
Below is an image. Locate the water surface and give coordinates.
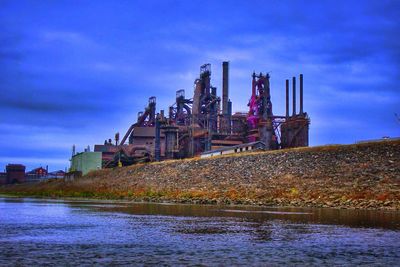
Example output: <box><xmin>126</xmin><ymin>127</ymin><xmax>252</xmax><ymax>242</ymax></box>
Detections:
<box><xmin>1</xmin><ymin>197</ymin><xmax>399</xmax><ymax>266</ymax></box>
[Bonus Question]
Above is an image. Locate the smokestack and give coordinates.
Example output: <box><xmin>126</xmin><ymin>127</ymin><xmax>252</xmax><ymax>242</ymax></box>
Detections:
<box><xmin>222</xmin><ymin>61</ymin><xmax>229</xmax><ymax>115</ymax></box>
<box><xmin>115</xmin><ymin>132</ymin><xmax>120</xmax><ymax>146</ymax></box>
<box><xmin>285</xmin><ymin>79</ymin><xmax>289</xmax><ymax>118</ymax></box>
<box><xmin>292</xmin><ymin>77</ymin><xmax>296</xmax><ymax>116</ymax></box>
<box><xmin>300</xmin><ymin>74</ymin><xmax>304</xmax><ymax>115</ymax></box>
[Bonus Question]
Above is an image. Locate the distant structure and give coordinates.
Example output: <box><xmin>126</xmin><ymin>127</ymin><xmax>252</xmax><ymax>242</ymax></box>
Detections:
<box><xmin>70</xmin><ymin>150</ymin><xmax>102</xmax><ymax>175</ymax></box>
<box><xmin>47</xmin><ymin>170</ymin><xmax>66</xmax><ymax>178</ymax></box>
<box><xmin>27</xmin><ymin>166</ymin><xmax>48</xmax><ymax>177</ymax></box>
<box><xmin>0</xmin><ymin>164</ymin><xmax>64</xmax><ymax>185</ymax></box>
<box><xmin>6</xmin><ymin>164</ymin><xmax>26</xmax><ymax>184</ymax></box>
<box><xmin>93</xmin><ymin>61</ymin><xmax>310</xmax><ymax>167</ymax></box>
<box><xmin>26</xmin><ymin>166</ymin><xmax>48</xmax><ymax>183</ymax></box>
<box><xmin>200</xmin><ymin>141</ymin><xmax>266</xmax><ymax>158</ymax></box>
<box><xmin>0</xmin><ymin>170</ymin><xmax>5</xmax><ymax>185</ymax></box>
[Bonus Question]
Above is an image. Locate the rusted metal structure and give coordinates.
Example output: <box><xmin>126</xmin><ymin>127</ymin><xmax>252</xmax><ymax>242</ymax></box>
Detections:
<box><xmin>192</xmin><ymin>63</ymin><xmax>220</xmax><ymax>143</ymax></box>
<box><xmin>280</xmin><ymin>74</ymin><xmax>310</xmax><ymax>148</ymax></box>
<box><xmin>95</xmin><ymin>96</ymin><xmax>161</xmax><ymax>167</ymax></box>
<box><xmin>94</xmin><ymin>62</ymin><xmax>310</xmax><ymax>167</ymax></box>
<box><xmin>169</xmin><ymin>89</ymin><xmax>192</xmax><ymax>126</ymax></box>
<box><xmin>246</xmin><ymin>72</ymin><xmax>278</xmax><ymax>149</ymax></box>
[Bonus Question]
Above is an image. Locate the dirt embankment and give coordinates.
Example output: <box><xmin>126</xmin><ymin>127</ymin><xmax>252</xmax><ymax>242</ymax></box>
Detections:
<box><xmin>1</xmin><ymin>140</ymin><xmax>400</xmax><ymax>210</ymax></box>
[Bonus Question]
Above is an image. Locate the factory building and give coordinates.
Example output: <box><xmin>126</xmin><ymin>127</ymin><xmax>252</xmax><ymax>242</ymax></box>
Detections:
<box><xmin>200</xmin><ymin>141</ymin><xmax>266</xmax><ymax>158</ymax></box>
<box><xmin>26</xmin><ymin>166</ymin><xmax>48</xmax><ymax>183</ymax></box>
<box><xmin>70</xmin><ymin>151</ymin><xmax>102</xmax><ymax>175</ymax></box>
<box><xmin>27</xmin><ymin>167</ymin><xmax>48</xmax><ymax>177</ymax></box>
<box><xmin>6</xmin><ymin>164</ymin><xmax>26</xmax><ymax>184</ymax></box>
<box><xmin>93</xmin><ymin>61</ymin><xmax>310</xmax><ymax>168</ymax></box>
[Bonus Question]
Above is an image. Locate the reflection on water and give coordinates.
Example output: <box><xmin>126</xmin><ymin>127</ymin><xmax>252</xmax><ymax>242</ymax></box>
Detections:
<box><xmin>219</xmin><ymin>209</ymin><xmax>313</xmax><ymax>215</ymax></box>
<box><xmin>0</xmin><ymin>197</ymin><xmax>399</xmax><ymax>266</ymax></box>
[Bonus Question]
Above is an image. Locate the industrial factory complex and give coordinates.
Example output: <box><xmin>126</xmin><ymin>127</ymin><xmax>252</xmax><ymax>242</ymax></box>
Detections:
<box><xmin>4</xmin><ymin>62</ymin><xmax>398</xmax><ymax>182</ymax></box>
<box><xmin>68</xmin><ymin>61</ymin><xmax>310</xmax><ymax>174</ymax></box>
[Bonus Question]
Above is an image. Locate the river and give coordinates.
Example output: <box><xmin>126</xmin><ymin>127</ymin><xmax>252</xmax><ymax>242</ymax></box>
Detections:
<box><xmin>1</xmin><ymin>197</ymin><xmax>399</xmax><ymax>266</ymax></box>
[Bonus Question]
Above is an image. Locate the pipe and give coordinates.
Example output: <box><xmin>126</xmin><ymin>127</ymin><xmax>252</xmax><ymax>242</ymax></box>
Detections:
<box><xmin>252</xmin><ymin>72</ymin><xmax>256</xmax><ymax>96</ymax></box>
<box><xmin>263</xmin><ymin>75</ymin><xmax>271</xmax><ymax>119</ymax></box>
<box><xmin>292</xmin><ymin>76</ymin><xmax>296</xmax><ymax>116</ymax></box>
<box><xmin>222</xmin><ymin>61</ymin><xmax>229</xmax><ymax>115</ymax></box>
<box><xmin>300</xmin><ymin>74</ymin><xmax>303</xmax><ymax>115</ymax></box>
<box><xmin>285</xmin><ymin>79</ymin><xmax>289</xmax><ymax>118</ymax></box>
<box><xmin>155</xmin><ymin>119</ymin><xmax>160</xmax><ymax>161</ymax></box>
<box><xmin>228</xmin><ymin>100</ymin><xmax>232</xmax><ymax>133</ymax></box>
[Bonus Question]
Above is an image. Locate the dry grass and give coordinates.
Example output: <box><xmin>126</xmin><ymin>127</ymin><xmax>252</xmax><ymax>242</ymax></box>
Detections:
<box><xmin>1</xmin><ymin>140</ymin><xmax>399</xmax><ymax>209</ymax></box>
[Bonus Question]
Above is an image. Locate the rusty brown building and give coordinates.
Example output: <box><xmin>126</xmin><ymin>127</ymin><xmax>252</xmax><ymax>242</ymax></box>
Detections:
<box><xmin>6</xmin><ymin>164</ymin><xmax>26</xmax><ymax>184</ymax></box>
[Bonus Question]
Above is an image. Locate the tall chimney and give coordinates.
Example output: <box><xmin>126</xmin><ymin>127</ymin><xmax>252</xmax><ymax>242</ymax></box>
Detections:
<box><xmin>300</xmin><ymin>74</ymin><xmax>304</xmax><ymax>115</ymax></box>
<box><xmin>292</xmin><ymin>77</ymin><xmax>296</xmax><ymax>116</ymax></box>
<box><xmin>222</xmin><ymin>61</ymin><xmax>229</xmax><ymax>115</ymax></box>
<box><xmin>285</xmin><ymin>79</ymin><xmax>289</xmax><ymax>118</ymax></box>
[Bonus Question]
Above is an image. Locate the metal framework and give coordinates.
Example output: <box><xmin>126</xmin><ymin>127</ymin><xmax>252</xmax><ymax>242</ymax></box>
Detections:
<box><xmin>96</xmin><ymin>62</ymin><xmax>311</xmax><ymax>167</ymax></box>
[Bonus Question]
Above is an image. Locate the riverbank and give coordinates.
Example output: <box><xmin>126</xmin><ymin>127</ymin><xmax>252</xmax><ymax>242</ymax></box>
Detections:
<box><xmin>1</xmin><ymin>140</ymin><xmax>399</xmax><ymax>210</ymax></box>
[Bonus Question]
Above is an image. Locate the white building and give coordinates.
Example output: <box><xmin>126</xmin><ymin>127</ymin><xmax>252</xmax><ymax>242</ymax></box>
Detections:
<box><xmin>200</xmin><ymin>141</ymin><xmax>266</xmax><ymax>158</ymax></box>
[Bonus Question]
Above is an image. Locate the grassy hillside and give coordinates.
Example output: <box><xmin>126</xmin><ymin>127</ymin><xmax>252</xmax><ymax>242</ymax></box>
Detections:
<box><xmin>1</xmin><ymin>140</ymin><xmax>399</xmax><ymax>210</ymax></box>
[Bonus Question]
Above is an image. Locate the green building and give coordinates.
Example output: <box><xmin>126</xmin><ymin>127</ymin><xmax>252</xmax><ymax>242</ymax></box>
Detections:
<box><xmin>70</xmin><ymin>152</ymin><xmax>102</xmax><ymax>175</ymax></box>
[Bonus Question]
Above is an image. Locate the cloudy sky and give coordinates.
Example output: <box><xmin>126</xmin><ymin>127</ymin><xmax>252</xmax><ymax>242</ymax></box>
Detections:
<box><xmin>0</xmin><ymin>0</ymin><xmax>399</xmax><ymax>171</ymax></box>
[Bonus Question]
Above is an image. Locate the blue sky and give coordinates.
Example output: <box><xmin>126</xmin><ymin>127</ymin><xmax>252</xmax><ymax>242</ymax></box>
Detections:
<box><xmin>0</xmin><ymin>0</ymin><xmax>399</xmax><ymax>171</ymax></box>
